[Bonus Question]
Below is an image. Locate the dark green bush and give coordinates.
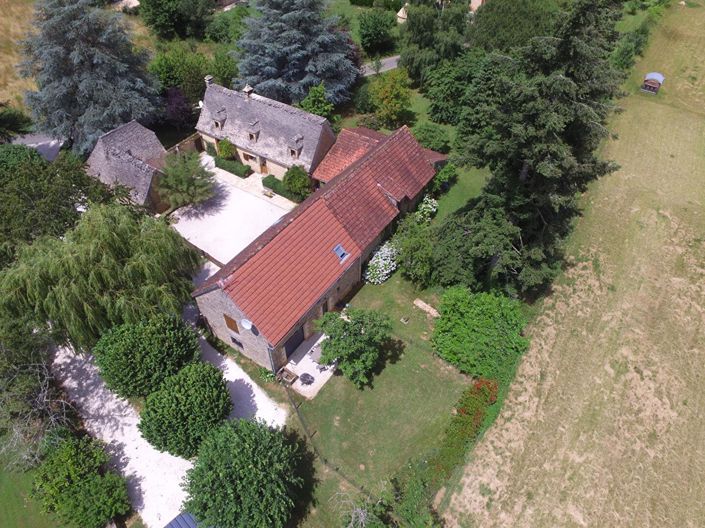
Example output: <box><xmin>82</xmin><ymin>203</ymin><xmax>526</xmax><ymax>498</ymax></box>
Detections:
<box><xmin>93</xmin><ymin>315</ymin><xmax>200</xmax><ymax>398</ymax></box>
<box><xmin>262</xmin><ymin>175</ymin><xmax>302</xmax><ymax>202</ymax></box>
<box><xmin>32</xmin><ymin>434</ymin><xmax>130</xmax><ymax>528</ymax></box>
<box><xmin>429</xmin><ymin>163</ymin><xmax>458</xmax><ymax>196</ymax></box>
<box><xmin>205</xmin><ymin>5</ymin><xmax>249</xmax><ymax>43</ymax></box>
<box><xmin>184</xmin><ymin>420</ymin><xmax>303</xmax><ymax>528</ymax></box>
<box><xmin>205</xmin><ymin>142</ymin><xmax>217</xmax><ymax>156</ymax></box>
<box><xmin>215</xmin><ymin>156</ymin><xmax>252</xmax><ymax>177</ymax></box>
<box><xmin>412</xmin><ymin>122</ymin><xmax>450</xmax><ymax>153</ymax></box>
<box><xmin>138</xmin><ymin>362</ymin><xmax>232</xmax><ymax>458</ymax></box>
<box><xmin>432</xmin><ymin>287</ymin><xmax>528</xmax><ymax>380</ymax></box>
<box><xmin>359</xmin><ymin>9</ymin><xmax>396</xmax><ymax>55</ymax></box>
<box><xmin>354</xmin><ymin>82</ymin><xmax>377</xmax><ymax>114</ymax></box>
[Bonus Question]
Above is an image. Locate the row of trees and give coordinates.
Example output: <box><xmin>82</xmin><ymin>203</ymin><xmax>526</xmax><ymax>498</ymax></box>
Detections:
<box><xmin>19</xmin><ymin>0</ymin><xmax>360</xmax><ymax>158</ymax></box>
<box><xmin>393</xmin><ymin>0</ymin><xmax>623</xmax><ymax>295</ymax></box>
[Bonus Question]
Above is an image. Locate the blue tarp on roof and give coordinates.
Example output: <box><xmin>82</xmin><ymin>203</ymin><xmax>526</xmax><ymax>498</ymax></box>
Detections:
<box><xmin>645</xmin><ymin>72</ymin><xmax>665</xmax><ymax>84</ymax></box>
<box><xmin>164</xmin><ymin>512</ymin><xmax>198</xmax><ymax>528</ymax></box>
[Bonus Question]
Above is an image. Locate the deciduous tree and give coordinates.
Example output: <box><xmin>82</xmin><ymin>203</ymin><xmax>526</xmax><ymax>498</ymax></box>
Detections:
<box><xmin>318</xmin><ymin>308</ymin><xmax>392</xmax><ymax>388</ymax></box>
<box><xmin>140</xmin><ymin>0</ymin><xmax>215</xmax><ymax>39</ymax></box>
<box><xmin>0</xmin><ymin>203</ymin><xmax>200</xmax><ymax>351</ymax></box>
<box><xmin>0</xmin><ymin>147</ymin><xmax>111</xmax><ymax>268</ymax></box>
<box><xmin>184</xmin><ymin>419</ymin><xmax>303</xmax><ymax>528</ymax></box>
<box><xmin>359</xmin><ymin>9</ymin><xmax>396</xmax><ymax>55</ymax></box>
<box><xmin>282</xmin><ymin>165</ymin><xmax>312</xmax><ymax>202</ymax></box>
<box><xmin>20</xmin><ymin>0</ymin><xmax>157</xmax><ymax>156</ymax></box>
<box><xmin>369</xmin><ymin>68</ymin><xmax>411</xmax><ymax>127</ymax></box>
<box><xmin>236</xmin><ymin>0</ymin><xmax>359</xmax><ymax>104</ymax></box>
<box><xmin>298</xmin><ymin>83</ymin><xmax>335</xmax><ymax>120</ymax></box>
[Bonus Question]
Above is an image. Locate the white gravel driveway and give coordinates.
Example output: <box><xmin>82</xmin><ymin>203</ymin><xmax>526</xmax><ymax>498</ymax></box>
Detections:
<box><xmin>53</xmin><ymin>339</ymin><xmax>287</xmax><ymax>528</ymax></box>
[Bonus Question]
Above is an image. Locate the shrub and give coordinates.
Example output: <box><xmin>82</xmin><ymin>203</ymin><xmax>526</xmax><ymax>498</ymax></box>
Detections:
<box><xmin>429</xmin><ymin>162</ymin><xmax>458</xmax><ymax>196</ymax></box>
<box><xmin>217</xmin><ymin>139</ymin><xmax>236</xmax><ymax>159</ymax></box>
<box><xmin>93</xmin><ymin>315</ymin><xmax>200</xmax><ymax>398</ymax></box>
<box><xmin>359</xmin><ymin>9</ymin><xmax>396</xmax><ymax>55</ymax></box>
<box><xmin>412</xmin><ymin>122</ymin><xmax>450</xmax><ymax>153</ymax></box>
<box><xmin>364</xmin><ymin>241</ymin><xmax>399</xmax><ymax>284</ymax></box>
<box><xmin>318</xmin><ymin>309</ymin><xmax>392</xmax><ymax>388</ymax></box>
<box><xmin>283</xmin><ymin>165</ymin><xmax>312</xmax><ymax>201</ymax></box>
<box><xmin>354</xmin><ymin>82</ymin><xmax>377</xmax><ymax>114</ymax></box>
<box><xmin>299</xmin><ymin>83</ymin><xmax>335</xmax><ymax>120</ymax></box>
<box><xmin>138</xmin><ymin>362</ymin><xmax>232</xmax><ymax>458</ymax></box>
<box><xmin>215</xmin><ymin>156</ymin><xmax>252</xmax><ymax>177</ymax></box>
<box><xmin>357</xmin><ymin>113</ymin><xmax>382</xmax><ymax>130</ymax></box>
<box><xmin>205</xmin><ymin>5</ymin><xmax>249</xmax><ymax>43</ymax></box>
<box><xmin>393</xmin><ymin>215</ymin><xmax>434</xmax><ymax>287</ymax></box>
<box><xmin>263</xmin><ymin>175</ymin><xmax>302</xmax><ymax>203</ymax></box>
<box><xmin>33</xmin><ymin>434</ymin><xmax>130</xmax><ymax>528</ymax></box>
<box><xmin>432</xmin><ymin>287</ymin><xmax>528</xmax><ymax>380</ymax></box>
<box><xmin>184</xmin><ymin>420</ymin><xmax>303</xmax><ymax>528</ymax></box>
<box><xmin>429</xmin><ymin>379</ymin><xmax>497</xmax><ymax>482</ymax></box>
<box><xmin>149</xmin><ymin>41</ymin><xmax>210</xmax><ymax>103</ymax></box>
<box><xmin>141</xmin><ymin>0</ymin><xmax>215</xmax><ymax>39</ymax></box>
<box><xmin>414</xmin><ymin>194</ymin><xmax>438</xmax><ymax>224</ymax></box>
<box><xmin>205</xmin><ymin>142</ymin><xmax>217</xmax><ymax>157</ymax></box>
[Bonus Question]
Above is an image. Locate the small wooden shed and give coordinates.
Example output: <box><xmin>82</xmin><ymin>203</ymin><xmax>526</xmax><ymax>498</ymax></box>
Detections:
<box><xmin>641</xmin><ymin>72</ymin><xmax>665</xmax><ymax>94</ymax></box>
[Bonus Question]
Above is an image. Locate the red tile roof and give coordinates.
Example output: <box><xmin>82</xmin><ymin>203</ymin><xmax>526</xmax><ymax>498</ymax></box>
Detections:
<box><xmin>194</xmin><ymin>126</ymin><xmax>437</xmax><ymax>346</ymax></box>
<box><xmin>311</xmin><ymin>128</ymin><xmax>382</xmax><ymax>183</ymax></box>
<box><xmin>312</xmin><ymin>127</ymin><xmax>448</xmax><ymax>183</ymax></box>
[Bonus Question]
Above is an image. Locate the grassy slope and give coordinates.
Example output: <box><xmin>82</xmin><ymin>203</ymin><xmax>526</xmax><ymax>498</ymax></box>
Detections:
<box><xmin>442</xmin><ymin>2</ymin><xmax>705</xmax><ymax>526</ymax></box>
<box><xmin>0</xmin><ymin>0</ymin><xmax>35</xmax><ymax>105</ymax></box>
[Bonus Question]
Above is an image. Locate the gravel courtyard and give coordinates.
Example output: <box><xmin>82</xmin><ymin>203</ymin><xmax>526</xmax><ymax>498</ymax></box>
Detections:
<box><xmin>53</xmin><ymin>338</ymin><xmax>287</xmax><ymax>528</ymax></box>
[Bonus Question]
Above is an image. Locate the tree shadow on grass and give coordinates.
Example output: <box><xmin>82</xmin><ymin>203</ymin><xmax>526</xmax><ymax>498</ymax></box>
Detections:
<box><xmin>283</xmin><ymin>428</ymin><xmax>318</xmax><ymax>528</ymax></box>
<box><xmin>366</xmin><ymin>338</ymin><xmax>406</xmax><ymax>389</ymax></box>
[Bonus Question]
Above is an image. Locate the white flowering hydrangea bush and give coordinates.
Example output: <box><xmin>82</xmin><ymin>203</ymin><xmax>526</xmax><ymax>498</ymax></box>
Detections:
<box><xmin>364</xmin><ymin>241</ymin><xmax>399</xmax><ymax>284</ymax></box>
<box><xmin>415</xmin><ymin>194</ymin><xmax>438</xmax><ymax>224</ymax></box>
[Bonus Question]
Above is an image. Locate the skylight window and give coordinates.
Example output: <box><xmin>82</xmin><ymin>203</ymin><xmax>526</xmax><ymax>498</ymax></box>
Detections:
<box><xmin>333</xmin><ymin>244</ymin><xmax>349</xmax><ymax>262</ymax></box>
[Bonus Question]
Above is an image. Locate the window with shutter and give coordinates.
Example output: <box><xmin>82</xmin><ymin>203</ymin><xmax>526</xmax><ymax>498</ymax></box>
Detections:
<box><xmin>224</xmin><ymin>315</ymin><xmax>239</xmax><ymax>333</ymax></box>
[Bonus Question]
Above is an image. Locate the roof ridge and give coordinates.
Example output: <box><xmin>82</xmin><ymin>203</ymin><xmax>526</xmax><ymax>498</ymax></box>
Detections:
<box><xmin>98</xmin><ymin>120</ymin><xmax>140</xmax><ymax>140</ymax></box>
<box><xmin>209</xmin><ymin>84</ymin><xmax>329</xmax><ymax>125</ymax></box>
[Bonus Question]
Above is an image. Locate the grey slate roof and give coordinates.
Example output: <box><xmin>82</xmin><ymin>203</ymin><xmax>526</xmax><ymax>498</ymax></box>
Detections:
<box><xmin>196</xmin><ymin>83</ymin><xmax>336</xmax><ymax>173</ymax></box>
<box><xmin>86</xmin><ymin>121</ymin><xmax>166</xmax><ymax>206</ymax></box>
<box><xmin>164</xmin><ymin>512</ymin><xmax>198</xmax><ymax>528</ymax></box>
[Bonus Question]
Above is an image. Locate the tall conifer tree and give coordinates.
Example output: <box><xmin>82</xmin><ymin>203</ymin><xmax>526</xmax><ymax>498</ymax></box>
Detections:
<box><xmin>20</xmin><ymin>0</ymin><xmax>157</xmax><ymax>156</ymax></box>
<box><xmin>236</xmin><ymin>0</ymin><xmax>359</xmax><ymax>105</ymax></box>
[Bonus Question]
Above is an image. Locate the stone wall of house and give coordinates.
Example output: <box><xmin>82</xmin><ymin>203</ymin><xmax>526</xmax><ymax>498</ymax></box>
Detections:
<box><xmin>274</xmin><ymin>257</ymin><xmax>362</xmax><ymax>359</ymax></box>
<box><xmin>200</xmin><ymin>132</ymin><xmax>290</xmax><ymax>179</ymax></box>
<box><xmin>196</xmin><ymin>288</ymin><xmax>277</xmax><ymax>370</ymax></box>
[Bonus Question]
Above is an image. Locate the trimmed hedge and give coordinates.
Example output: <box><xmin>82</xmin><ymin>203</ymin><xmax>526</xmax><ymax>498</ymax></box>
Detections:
<box><xmin>215</xmin><ymin>156</ymin><xmax>252</xmax><ymax>178</ymax></box>
<box><xmin>262</xmin><ymin>175</ymin><xmax>302</xmax><ymax>203</ymax></box>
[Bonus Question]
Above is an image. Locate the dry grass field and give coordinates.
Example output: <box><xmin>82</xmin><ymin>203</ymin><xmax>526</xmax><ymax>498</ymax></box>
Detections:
<box><xmin>441</xmin><ymin>3</ymin><xmax>705</xmax><ymax>527</ymax></box>
<box><xmin>0</xmin><ymin>0</ymin><xmax>35</xmax><ymax>104</ymax></box>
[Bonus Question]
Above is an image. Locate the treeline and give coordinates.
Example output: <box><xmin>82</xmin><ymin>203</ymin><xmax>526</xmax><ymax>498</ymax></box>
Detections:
<box><xmin>393</xmin><ymin>0</ymin><xmax>625</xmax><ymax>296</ymax></box>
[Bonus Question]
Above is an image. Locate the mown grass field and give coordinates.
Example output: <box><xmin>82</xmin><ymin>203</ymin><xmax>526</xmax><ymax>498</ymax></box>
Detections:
<box><xmin>442</xmin><ymin>3</ymin><xmax>705</xmax><ymax>526</ymax></box>
<box><xmin>0</xmin><ymin>0</ymin><xmax>35</xmax><ymax>105</ymax></box>
<box><xmin>0</xmin><ymin>465</ymin><xmax>59</xmax><ymax>528</ymax></box>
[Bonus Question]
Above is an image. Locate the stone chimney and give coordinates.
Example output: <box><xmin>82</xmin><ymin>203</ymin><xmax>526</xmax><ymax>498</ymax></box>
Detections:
<box><xmin>243</xmin><ymin>84</ymin><xmax>254</xmax><ymax>98</ymax></box>
<box><xmin>204</xmin><ymin>75</ymin><xmax>214</xmax><ymax>86</ymax></box>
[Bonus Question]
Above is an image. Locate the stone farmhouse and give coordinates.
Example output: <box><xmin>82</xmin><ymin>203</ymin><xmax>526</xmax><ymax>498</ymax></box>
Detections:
<box><xmin>86</xmin><ymin>121</ymin><xmax>167</xmax><ymax>210</ymax></box>
<box><xmin>197</xmin><ymin>78</ymin><xmax>336</xmax><ymax>178</ymax></box>
<box><xmin>193</xmin><ymin>126</ymin><xmax>444</xmax><ymax>372</ymax></box>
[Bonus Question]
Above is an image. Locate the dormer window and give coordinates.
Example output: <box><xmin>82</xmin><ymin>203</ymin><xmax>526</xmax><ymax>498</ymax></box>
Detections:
<box><xmin>289</xmin><ymin>148</ymin><xmax>299</xmax><ymax>159</ymax></box>
<box><xmin>213</xmin><ymin>108</ymin><xmax>227</xmax><ymax>130</ymax></box>
<box><xmin>333</xmin><ymin>244</ymin><xmax>349</xmax><ymax>262</ymax></box>
<box><xmin>249</xmin><ymin>132</ymin><xmax>258</xmax><ymax>142</ymax></box>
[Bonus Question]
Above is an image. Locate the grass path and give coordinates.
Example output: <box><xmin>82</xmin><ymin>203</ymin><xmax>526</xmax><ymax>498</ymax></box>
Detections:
<box><xmin>441</xmin><ymin>3</ymin><xmax>705</xmax><ymax>526</ymax></box>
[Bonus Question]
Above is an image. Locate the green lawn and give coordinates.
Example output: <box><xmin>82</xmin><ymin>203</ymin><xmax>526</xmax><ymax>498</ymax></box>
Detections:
<box><xmin>0</xmin><ymin>466</ymin><xmax>59</xmax><ymax>528</ymax></box>
<box><xmin>295</xmin><ymin>275</ymin><xmax>469</xmax><ymax>527</ymax></box>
